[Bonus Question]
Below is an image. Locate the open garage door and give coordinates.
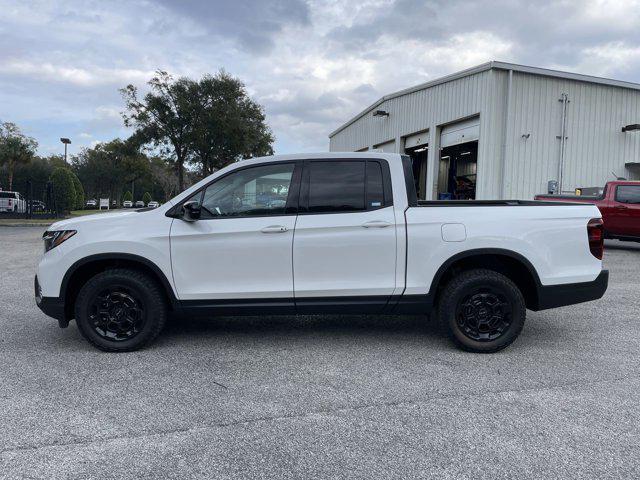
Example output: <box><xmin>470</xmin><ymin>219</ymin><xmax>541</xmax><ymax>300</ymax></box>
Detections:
<box><xmin>404</xmin><ymin>130</ymin><xmax>429</xmax><ymax>199</ymax></box>
<box><xmin>438</xmin><ymin>118</ymin><xmax>479</xmax><ymax>200</ymax></box>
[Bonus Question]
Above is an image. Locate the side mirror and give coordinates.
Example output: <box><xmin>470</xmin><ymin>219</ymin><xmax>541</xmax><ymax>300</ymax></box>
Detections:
<box><xmin>181</xmin><ymin>201</ymin><xmax>201</xmax><ymax>222</ymax></box>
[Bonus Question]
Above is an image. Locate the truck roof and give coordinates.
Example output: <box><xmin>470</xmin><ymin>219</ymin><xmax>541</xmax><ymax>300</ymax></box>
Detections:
<box><xmin>239</xmin><ymin>152</ymin><xmax>404</xmax><ymax>164</ymax></box>
<box><xmin>605</xmin><ymin>180</ymin><xmax>640</xmax><ymax>185</ymax></box>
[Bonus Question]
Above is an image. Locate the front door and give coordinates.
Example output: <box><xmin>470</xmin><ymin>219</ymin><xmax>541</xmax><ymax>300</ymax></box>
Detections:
<box><xmin>607</xmin><ymin>184</ymin><xmax>640</xmax><ymax>237</ymax></box>
<box><xmin>170</xmin><ymin>162</ymin><xmax>301</xmax><ymax>301</ymax></box>
<box><xmin>293</xmin><ymin>159</ymin><xmax>397</xmax><ymax>313</ymax></box>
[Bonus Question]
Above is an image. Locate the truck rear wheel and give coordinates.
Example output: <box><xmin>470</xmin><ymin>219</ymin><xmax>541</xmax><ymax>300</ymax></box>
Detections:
<box><xmin>438</xmin><ymin>269</ymin><xmax>526</xmax><ymax>353</ymax></box>
<box><xmin>74</xmin><ymin>268</ymin><xmax>167</xmax><ymax>352</ymax></box>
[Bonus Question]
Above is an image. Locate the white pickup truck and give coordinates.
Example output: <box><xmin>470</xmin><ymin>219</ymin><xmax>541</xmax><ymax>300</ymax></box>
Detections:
<box><xmin>35</xmin><ymin>153</ymin><xmax>608</xmax><ymax>353</ymax></box>
<box><xmin>0</xmin><ymin>190</ymin><xmax>26</xmax><ymax>213</ymax></box>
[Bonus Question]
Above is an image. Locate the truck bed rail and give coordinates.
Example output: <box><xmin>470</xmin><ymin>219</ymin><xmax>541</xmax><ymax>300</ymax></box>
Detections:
<box><xmin>415</xmin><ymin>199</ymin><xmax>589</xmax><ymax>207</ymax></box>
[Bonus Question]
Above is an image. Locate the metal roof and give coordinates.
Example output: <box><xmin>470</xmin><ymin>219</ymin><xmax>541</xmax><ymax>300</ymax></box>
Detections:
<box><xmin>329</xmin><ymin>61</ymin><xmax>640</xmax><ymax>138</ymax></box>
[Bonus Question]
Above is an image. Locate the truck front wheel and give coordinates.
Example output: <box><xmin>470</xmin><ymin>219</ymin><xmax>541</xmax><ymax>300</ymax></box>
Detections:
<box><xmin>438</xmin><ymin>269</ymin><xmax>526</xmax><ymax>353</ymax></box>
<box><xmin>74</xmin><ymin>268</ymin><xmax>167</xmax><ymax>352</ymax></box>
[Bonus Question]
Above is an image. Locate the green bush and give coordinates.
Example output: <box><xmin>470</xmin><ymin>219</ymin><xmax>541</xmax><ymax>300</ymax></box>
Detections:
<box><xmin>70</xmin><ymin>171</ymin><xmax>84</xmax><ymax>210</ymax></box>
<box><xmin>142</xmin><ymin>191</ymin><xmax>152</xmax><ymax>205</ymax></box>
<box><xmin>49</xmin><ymin>167</ymin><xmax>76</xmax><ymax>214</ymax></box>
<box><xmin>122</xmin><ymin>191</ymin><xmax>133</xmax><ymax>202</ymax></box>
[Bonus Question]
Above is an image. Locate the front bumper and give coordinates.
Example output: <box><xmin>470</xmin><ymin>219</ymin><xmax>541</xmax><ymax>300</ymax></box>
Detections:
<box><xmin>534</xmin><ymin>269</ymin><xmax>609</xmax><ymax>311</ymax></box>
<box><xmin>35</xmin><ymin>276</ymin><xmax>68</xmax><ymax>327</ymax></box>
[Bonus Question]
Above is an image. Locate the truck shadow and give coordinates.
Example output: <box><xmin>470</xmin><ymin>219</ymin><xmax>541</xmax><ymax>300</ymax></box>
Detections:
<box><xmin>44</xmin><ymin>311</ymin><xmax>569</xmax><ymax>353</ymax></box>
<box><xmin>161</xmin><ymin>313</ymin><xmax>438</xmax><ymax>339</ymax></box>
<box><xmin>604</xmin><ymin>240</ymin><xmax>640</xmax><ymax>252</ymax></box>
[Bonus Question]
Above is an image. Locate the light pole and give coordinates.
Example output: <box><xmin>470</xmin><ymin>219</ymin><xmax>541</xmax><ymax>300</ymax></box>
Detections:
<box><xmin>60</xmin><ymin>138</ymin><xmax>71</xmax><ymax>163</ymax></box>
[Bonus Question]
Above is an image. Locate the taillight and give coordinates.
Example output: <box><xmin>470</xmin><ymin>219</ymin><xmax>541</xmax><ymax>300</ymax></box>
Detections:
<box><xmin>587</xmin><ymin>218</ymin><xmax>604</xmax><ymax>260</ymax></box>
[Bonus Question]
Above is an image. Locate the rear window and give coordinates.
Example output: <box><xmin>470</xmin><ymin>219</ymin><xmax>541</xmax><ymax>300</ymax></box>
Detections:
<box><xmin>308</xmin><ymin>161</ymin><xmax>366</xmax><ymax>213</ymax></box>
<box><xmin>615</xmin><ymin>185</ymin><xmax>640</xmax><ymax>204</ymax></box>
<box><xmin>0</xmin><ymin>192</ymin><xmax>17</xmax><ymax>199</ymax></box>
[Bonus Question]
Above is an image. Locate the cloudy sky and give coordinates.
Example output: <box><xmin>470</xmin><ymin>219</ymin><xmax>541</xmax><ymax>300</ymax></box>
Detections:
<box><xmin>2</xmin><ymin>0</ymin><xmax>640</xmax><ymax>157</ymax></box>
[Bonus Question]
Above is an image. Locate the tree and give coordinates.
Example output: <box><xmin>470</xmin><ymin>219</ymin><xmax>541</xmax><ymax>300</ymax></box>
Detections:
<box><xmin>0</xmin><ymin>122</ymin><xmax>38</xmax><ymax>190</ymax></box>
<box><xmin>142</xmin><ymin>191</ymin><xmax>152</xmax><ymax>205</ymax></box>
<box><xmin>122</xmin><ymin>190</ymin><xmax>133</xmax><ymax>202</ymax></box>
<box><xmin>121</xmin><ymin>71</ymin><xmax>195</xmax><ymax>191</ymax></box>
<box><xmin>50</xmin><ymin>167</ymin><xmax>76</xmax><ymax>214</ymax></box>
<box><xmin>46</xmin><ymin>154</ymin><xmax>68</xmax><ymax>170</ymax></box>
<box><xmin>189</xmin><ymin>71</ymin><xmax>274</xmax><ymax>175</ymax></box>
<box><xmin>121</xmin><ymin>70</ymin><xmax>275</xmax><ymax>189</ymax></box>
<box><xmin>149</xmin><ymin>156</ymin><xmax>178</xmax><ymax>200</ymax></box>
<box><xmin>72</xmin><ymin>138</ymin><xmax>149</xmax><ymax>202</ymax></box>
<box><xmin>0</xmin><ymin>155</ymin><xmax>53</xmax><ymax>193</ymax></box>
<box><xmin>70</xmin><ymin>171</ymin><xmax>85</xmax><ymax>210</ymax></box>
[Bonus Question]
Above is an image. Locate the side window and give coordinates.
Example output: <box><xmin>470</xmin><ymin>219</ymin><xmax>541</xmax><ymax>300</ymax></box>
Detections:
<box><xmin>615</xmin><ymin>186</ymin><xmax>640</xmax><ymax>204</ymax></box>
<box><xmin>308</xmin><ymin>161</ymin><xmax>365</xmax><ymax>213</ymax></box>
<box><xmin>194</xmin><ymin>163</ymin><xmax>296</xmax><ymax>218</ymax></box>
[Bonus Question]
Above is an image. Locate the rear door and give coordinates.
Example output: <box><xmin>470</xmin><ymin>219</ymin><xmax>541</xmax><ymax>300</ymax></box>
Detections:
<box><xmin>292</xmin><ymin>159</ymin><xmax>397</xmax><ymax>312</ymax></box>
<box><xmin>609</xmin><ymin>184</ymin><xmax>640</xmax><ymax>237</ymax></box>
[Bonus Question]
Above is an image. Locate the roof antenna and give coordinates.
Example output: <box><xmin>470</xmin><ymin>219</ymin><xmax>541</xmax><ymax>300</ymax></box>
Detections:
<box><xmin>612</xmin><ymin>171</ymin><xmax>627</xmax><ymax>180</ymax></box>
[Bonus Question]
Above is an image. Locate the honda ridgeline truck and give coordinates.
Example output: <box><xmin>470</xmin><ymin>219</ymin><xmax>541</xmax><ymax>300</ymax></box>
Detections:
<box><xmin>35</xmin><ymin>153</ymin><xmax>609</xmax><ymax>353</ymax></box>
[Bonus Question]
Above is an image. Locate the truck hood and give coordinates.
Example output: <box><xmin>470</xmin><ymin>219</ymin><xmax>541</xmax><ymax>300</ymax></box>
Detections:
<box><xmin>49</xmin><ymin>210</ymin><xmax>141</xmax><ymax>230</ymax></box>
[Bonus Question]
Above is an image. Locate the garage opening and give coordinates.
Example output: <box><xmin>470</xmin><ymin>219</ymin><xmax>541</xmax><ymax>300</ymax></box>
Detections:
<box><xmin>437</xmin><ymin>118</ymin><xmax>479</xmax><ymax>200</ymax></box>
<box><xmin>404</xmin><ymin>131</ymin><xmax>429</xmax><ymax>199</ymax></box>
<box><xmin>626</xmin><ymin>162</ymin><xmax>640</xmax><ymax>181</ymax></box>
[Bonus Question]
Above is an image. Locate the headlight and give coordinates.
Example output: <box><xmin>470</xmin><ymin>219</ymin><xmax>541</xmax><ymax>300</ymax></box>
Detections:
<box><xmin>43</xmin><ymin>230</ymin><xmax>76</xmax><ymax>252</ymax></box>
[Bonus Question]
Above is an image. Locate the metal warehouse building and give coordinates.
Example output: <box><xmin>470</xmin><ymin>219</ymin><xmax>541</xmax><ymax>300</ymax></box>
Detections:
<box><xmin>329</xmin><ymin>61</ymin><xmax>640</xmax><ymax>200</ymax></box>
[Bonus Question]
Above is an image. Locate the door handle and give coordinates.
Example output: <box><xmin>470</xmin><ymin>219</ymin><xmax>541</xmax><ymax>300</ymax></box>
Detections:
<box><xmin>261</xmin><ymin>225</ymin><xmax>289</xmax><ymax>233</ymax></box>
<box><xmin>361</xmin><ymin>220</ymin><xmax>392</xmax><ymax>228</ymax></box>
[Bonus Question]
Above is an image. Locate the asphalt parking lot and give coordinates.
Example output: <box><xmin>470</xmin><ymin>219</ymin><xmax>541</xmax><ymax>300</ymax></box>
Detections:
<box><xmin>0</xmin><ymin>226</ymin><xmax>639</xmax><ymax>479</ymax></box>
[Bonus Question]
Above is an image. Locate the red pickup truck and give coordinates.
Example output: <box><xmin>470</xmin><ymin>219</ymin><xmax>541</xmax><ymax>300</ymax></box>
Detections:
<box><xmin>535</xmin><ymin>181</ymin><xmax>640</xmax><ymax>242</ymax></box>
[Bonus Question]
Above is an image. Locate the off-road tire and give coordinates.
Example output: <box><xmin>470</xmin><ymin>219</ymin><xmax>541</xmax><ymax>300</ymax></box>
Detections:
<box><xmin>438</xmin><ymin>268</ymin><xmax>526</xmax><ymax>353</ymax></box>
<box><xmin>74</xmin><ymin>268</ymin><xmax>167</xmax><ymax>352</ymax></box>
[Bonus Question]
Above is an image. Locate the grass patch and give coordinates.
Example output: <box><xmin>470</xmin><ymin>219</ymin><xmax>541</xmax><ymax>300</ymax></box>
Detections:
<box><xmin>0</xmin><ymin>218</ymin><xmax>54</xmax><ymax>226</ymax></box>
<box><xmin>0</xmin><ymin>208</ymin><xmax>119</xmax><ymax>226</ymax></box>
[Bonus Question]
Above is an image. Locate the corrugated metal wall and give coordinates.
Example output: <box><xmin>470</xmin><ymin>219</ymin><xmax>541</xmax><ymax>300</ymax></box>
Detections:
<box><xmin>505</xmin><ymin>72</ymin><xmax>640</xmax><ymax>198</ymax></box>
<box><xmin>329</xmin><ymin>69</ymin><xmax>506</xmax><ymax>199</ymax></box>
<box><xmin>330</xmin><ymin>67</ymin><xmax>640</xmax><ymax>199</ymax></box>
<box><xmin>373</xmin><ymin>139</ymin><xmax>396</xmax><ymax>152</ymax></box>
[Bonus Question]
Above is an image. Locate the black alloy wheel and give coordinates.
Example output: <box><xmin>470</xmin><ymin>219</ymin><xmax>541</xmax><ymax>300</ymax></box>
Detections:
<box><xmin>88</xmin><ymin>287</ymin><xmax>146</xmax><ymax>341</ymax></box>
<box><xmin>75</xmin><ymin>268</ymin><xmax>167</xmax><ymax>352</ymax></box>
<box><xmin>438</xmin><ymin>268</ymin><xmax>526</xmax><ymax>353</ymax></box>
<box><xmin>455</xmin><ymin>289</ymin><xmax>512</xmax><ymax>342</ymax></box>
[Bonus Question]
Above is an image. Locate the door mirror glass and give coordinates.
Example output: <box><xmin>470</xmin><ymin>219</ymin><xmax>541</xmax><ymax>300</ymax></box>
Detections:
<box><xmin>181</xmin><ymin>201</ymin><xmax>201</xmax><ymax>222</ymax></box>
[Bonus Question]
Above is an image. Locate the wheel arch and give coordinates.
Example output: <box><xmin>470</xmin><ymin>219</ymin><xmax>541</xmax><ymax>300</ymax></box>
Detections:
<box><xmin>429</xmin><ymin>248</ymin><xmax>542</xmax><ymax>310</ymax></box>
<box><xmin>61</xmin><ymin>253</ymin><xmax>178</xmax><ymax>320</ymax></box>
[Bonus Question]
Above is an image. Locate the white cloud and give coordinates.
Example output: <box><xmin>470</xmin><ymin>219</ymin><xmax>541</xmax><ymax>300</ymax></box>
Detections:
<box><xmin>94</xmin><ymin>106</ymin><xmax>122</xmax><ymax>120</ymax></box>
<box><xmin>2</xmin><ymin>60</ymin><xmax>155</xmax><ymax>87</ymax></box>
<box><xmin>577</xmin><ymin>42</ymin><xmax>640</xmax><ymax>76</ymax></box>
<box><xmin>1</xmin><ymin>0</ymin><xmax>640</xmax><ymax>155</ymax></box>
